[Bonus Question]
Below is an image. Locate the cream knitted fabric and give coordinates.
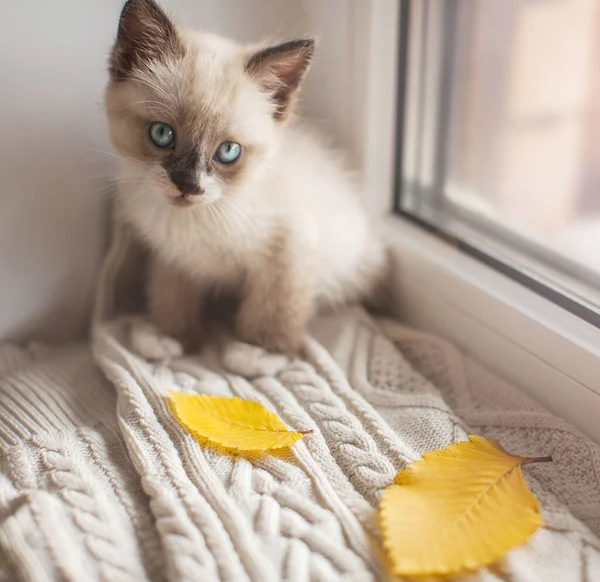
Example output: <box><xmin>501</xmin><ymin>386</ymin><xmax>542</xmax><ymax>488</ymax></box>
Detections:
<box><xmin>0</xmin><ymin>220</ymin><xmax>598</xmax><ymax>581</ymax></box>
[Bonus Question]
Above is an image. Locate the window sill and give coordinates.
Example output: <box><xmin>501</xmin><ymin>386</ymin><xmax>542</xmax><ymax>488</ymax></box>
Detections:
<box><xmin>385</xmin><ymin>215</ymin><xmax>600</xmax><ymax>444</ymax></box>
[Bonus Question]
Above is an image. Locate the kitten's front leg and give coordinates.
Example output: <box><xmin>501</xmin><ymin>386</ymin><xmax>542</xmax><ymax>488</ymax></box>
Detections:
<box><xmin>237</xmin><ymin>234</ymin><xmax>316</xmax><ymax>355</ymax></box>
<box><xmin>139</xmin><ymin>257</ymin><xmax>206</xmax><ymax>359</ymax></box>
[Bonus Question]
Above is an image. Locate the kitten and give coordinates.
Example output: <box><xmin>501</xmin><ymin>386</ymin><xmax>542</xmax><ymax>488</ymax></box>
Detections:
<box><xmin>105</xmin><ymin>0</ymin><xmax>387</xmax><ymax>357</ymax></box>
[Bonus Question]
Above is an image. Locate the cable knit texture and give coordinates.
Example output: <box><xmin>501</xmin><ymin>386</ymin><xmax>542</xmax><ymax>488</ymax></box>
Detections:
<box><xmin>0</xmin><ymin>220</ymin><xmax>598</xmax><ymax>581</ymax></box>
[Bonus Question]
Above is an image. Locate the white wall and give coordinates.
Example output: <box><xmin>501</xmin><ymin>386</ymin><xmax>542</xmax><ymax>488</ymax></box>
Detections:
<box><xmin>0</xmin><ymin>0</ymin><xmax>361</xmax><ymax>343</ymax></box>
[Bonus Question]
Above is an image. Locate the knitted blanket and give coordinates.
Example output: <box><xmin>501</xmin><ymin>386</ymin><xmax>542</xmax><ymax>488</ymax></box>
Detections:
<box><xmin>0</xmin><ymin>220</ymin><xmax>599</xmax><ymax>581</ymax></box>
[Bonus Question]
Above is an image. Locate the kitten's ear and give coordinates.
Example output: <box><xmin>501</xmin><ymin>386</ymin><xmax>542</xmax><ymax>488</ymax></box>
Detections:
<box><xmin>109</xmin><ymin>0</ymin><xmax>184</xmax><ymax>80</ymax></box>
<box><xmin>246</xmin><ymin>39</ymin><xmax>315</xmax><ymax>120</ymax></box>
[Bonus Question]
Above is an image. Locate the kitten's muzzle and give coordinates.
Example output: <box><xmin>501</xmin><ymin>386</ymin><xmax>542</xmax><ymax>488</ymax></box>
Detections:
<box><xmin>169</xmin><ymin>169</ymin><xmax>204</xmax><ymax>196</ymax></box>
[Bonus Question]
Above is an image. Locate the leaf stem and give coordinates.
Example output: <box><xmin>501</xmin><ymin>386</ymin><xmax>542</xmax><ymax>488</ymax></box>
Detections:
<box><xmin>522</xmin><ymin>456</ymin><xmax>553</xmax><ymax>466</ymax></box>
<box><xmin>299</xmin><ymin>429</ymin><xmax>314</xmax><ymax>435</ymax></box>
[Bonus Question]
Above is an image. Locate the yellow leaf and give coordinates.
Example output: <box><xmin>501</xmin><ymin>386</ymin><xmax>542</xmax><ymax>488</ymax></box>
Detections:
<box><xmin>168</xmin><ymin>391</ymin><xmax>311</xmax><ymax>451</ymax></box>
<box><xmin>380</xmin><ymin>435</ymin><xmax>551</xmax><ymax>576</ymax></box>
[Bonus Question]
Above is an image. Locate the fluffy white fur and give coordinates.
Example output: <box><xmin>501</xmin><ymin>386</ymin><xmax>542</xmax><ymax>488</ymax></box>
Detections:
<box><xmin>117</xmin><ymin>123</ymin><xmax>384</xmax><ymax>307</ymax></box>
<box><xmin>106</xmin><ymin>0</ymin><xmax>386</xmax><ymax>356</ymax></box>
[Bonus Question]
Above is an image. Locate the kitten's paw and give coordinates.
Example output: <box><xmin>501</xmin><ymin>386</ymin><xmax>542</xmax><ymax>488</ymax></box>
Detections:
<box><xmin>222</xmin><ymin>341</ymin><xmax>290</xmax><ymax>378</ymax></box>
<box><xmin>236</xmin><ymin>307</ymin><xmax>304</xmax><ymax>356</ymax></box>
<box><xmin>130</xmin><ymin>321</ymin><xmax>184</xmax><ymax>362</ymax></box>
<box><xmin>237</xmin><ymin>327</ymin><xmax>302</xmax><ymax>357</ymax></box>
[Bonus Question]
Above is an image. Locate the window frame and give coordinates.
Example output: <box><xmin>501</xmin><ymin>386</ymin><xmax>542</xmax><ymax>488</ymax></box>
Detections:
<box><xmin>393</xmin><ymin>0</ymin><xmax>600</xmax><ymax>329</ymax></box>
<box><xmin>347</xmin><ymin>0</ymin><xmax>600</xmax><ymax>443</ymax></box>
<box><xmin>385</xmin><ymin>215</ymin><xmax>600</xmax><ymax>444</ymax></box>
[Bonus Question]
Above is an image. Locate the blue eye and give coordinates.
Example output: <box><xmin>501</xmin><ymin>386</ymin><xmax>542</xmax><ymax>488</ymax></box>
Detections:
<box><xmin>215</xmin><ymin>141</ymin><xmax>241</xmax><ymax>164</ymax></box>
<box><xmin>149</xmin><ymin>122</ymin><xmax>175</xmax><ymax>148</ymax></box>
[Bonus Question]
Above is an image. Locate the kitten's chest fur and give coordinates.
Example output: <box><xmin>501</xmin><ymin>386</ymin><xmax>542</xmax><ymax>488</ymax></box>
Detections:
<box><xmin>122</xmin><ymin>196</ymin><xmax>264</xmax><ymax>288</ymax></box>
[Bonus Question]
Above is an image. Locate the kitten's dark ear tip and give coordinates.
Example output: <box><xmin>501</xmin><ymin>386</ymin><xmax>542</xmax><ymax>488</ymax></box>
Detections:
<box><xmin>117</xmin><ymin>0</ymin><xmax>167</xmax><ymax>29</ymax></box>
<box><xmin>120</xmin><ymin>0</ymin><xmax>159</xmax><ymax>12</ymax></box>
<box><xmin>246</xmin><ymin>38</ymin><xmax>316</xmax><ymax>78</ymax></box>
<box><xmin>296</xmin><ymin>38</ymin><xmax>316</xmax><ymax>61</ymax></box>
<box><xmin>246</xmin><ymin>38</ymin><xmax>317</xmax><ymax>120</ymax></box>
<box><xmin>305</xmin><ymin>38</ymin><xmax>317</xmax><ymax>51</ymax></box>
<box><xmin>282</xmin><ymin>38</ymin><xmax>316</xmax><ymax>60</ymax></box>
<box><xmin>110</xmin><ymin>0</ymin><xmax>183</xmax><ymax>81</ymax></box>
<box><xmin>296</xmin><ymin>38</ymin><xmax>316</xmax><ymax>51</ymax></box>
<box><xmin>118</xmin><ymin>0</ymin><xmax>148</xmax><ymax>21</ymax></box>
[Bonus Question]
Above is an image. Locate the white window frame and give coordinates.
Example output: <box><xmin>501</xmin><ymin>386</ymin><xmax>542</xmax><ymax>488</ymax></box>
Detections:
<box><xmin>347</xmin><ymin>0</ymin><xmax>600</xmax><ymax>443</ymax></box>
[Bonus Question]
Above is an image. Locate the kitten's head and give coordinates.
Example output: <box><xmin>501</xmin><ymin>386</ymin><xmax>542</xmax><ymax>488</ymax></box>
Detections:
<box><xmin>106</xmin><ymin>0</ymin><xmax>314</xmax><ymax>207</ymax></box>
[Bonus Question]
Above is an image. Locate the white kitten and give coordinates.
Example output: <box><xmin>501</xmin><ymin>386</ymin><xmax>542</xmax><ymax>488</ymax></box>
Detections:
<box><xmin>105</xmin><ymin>0</ymin><xmax>387</xmax><ymax>356</ymax></box>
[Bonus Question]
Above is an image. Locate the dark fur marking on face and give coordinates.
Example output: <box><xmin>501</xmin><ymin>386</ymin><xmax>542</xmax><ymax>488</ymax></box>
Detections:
<box><xmin>246</xmin><ymin>39</ymin><xmax>315</xmax><ymax>120</ymax></box>
<box><xmin>164</xmin><ymin>150</ymin><xmax>202</xmax><ymax>195</ymax></box>
<box><xmin>109</xmin><ymin>0</ymin><xmax>185</xmax><ymax>80</ymax></box>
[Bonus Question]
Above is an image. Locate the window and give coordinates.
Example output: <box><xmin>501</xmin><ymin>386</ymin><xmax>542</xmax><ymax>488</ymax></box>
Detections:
<box><xmin>396</xmin><ymin>0</ymin><xmax>600</xmax><ymax>327</ymax></box>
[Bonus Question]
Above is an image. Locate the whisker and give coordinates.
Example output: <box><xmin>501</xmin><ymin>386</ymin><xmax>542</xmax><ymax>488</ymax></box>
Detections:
<box><xmin>295</xmin><ymin>114</ymin><xmax>331</xmax><ymax>124</ymax></box>
<box><xmin>213</xmin><ymin>199</ymin><xmax>234</xmax><ymax>236</ymax></box>
<box><xmin>86</xmin><ymin>174</ymin><xmax>140</xmax><ymax>182</ymax></box>
<box><xmin>128</xmin><ymin>99</ymin><xmax>172</xmax><ymax>111</ymax></box>
<box><xmin>216</xmin><ymin>203</ymin><xmax>233</xmax><ymax>238</ymax></box>
<box><xmin>118</xmin><ymin>187</ymin><xmax>147</xmax><ymax>211</ymax></box>
<box><xmin>206</xmin><ymin>204</ymin><xmax>223</xmax><ymax>238</ymax></box>
<box><xmin>88</xmin><ymin>177</ymin><xmax>140</xmax><ymax>196</ymax></box>
<box><xmin>90</xmin><ymin>184</ymin><xmax>117</xmax><ymax>196</ymax></box>
<box><xmin>221</xmin><ymin>204</ymin><xmax>245</xmax><ymax>236</ymax></box>
<box><xmin>222</xmin><ymin>198</ymin><xmax>258</xmax><ymax>237</ymax></box>
<box><xmin>129</xmin><ymin>74</ymin><xmax>178</xmax><ymax>109</ymax></box>
<box><xmin>83</xmin><ymin>148</ymin><xmax>155</xmax><ymax>171</ymax></box>
<box><xmin>214</xmin><ymin>204</ymin><xmax>229</xmax><ymax>238</ymax></box>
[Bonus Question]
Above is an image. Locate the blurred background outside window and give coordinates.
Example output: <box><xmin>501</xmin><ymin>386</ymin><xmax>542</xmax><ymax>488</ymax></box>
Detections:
<box><xmin>399</xmin><ymin>0</ymin><xmax>600</xmax><ymax>322</ymax></box>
